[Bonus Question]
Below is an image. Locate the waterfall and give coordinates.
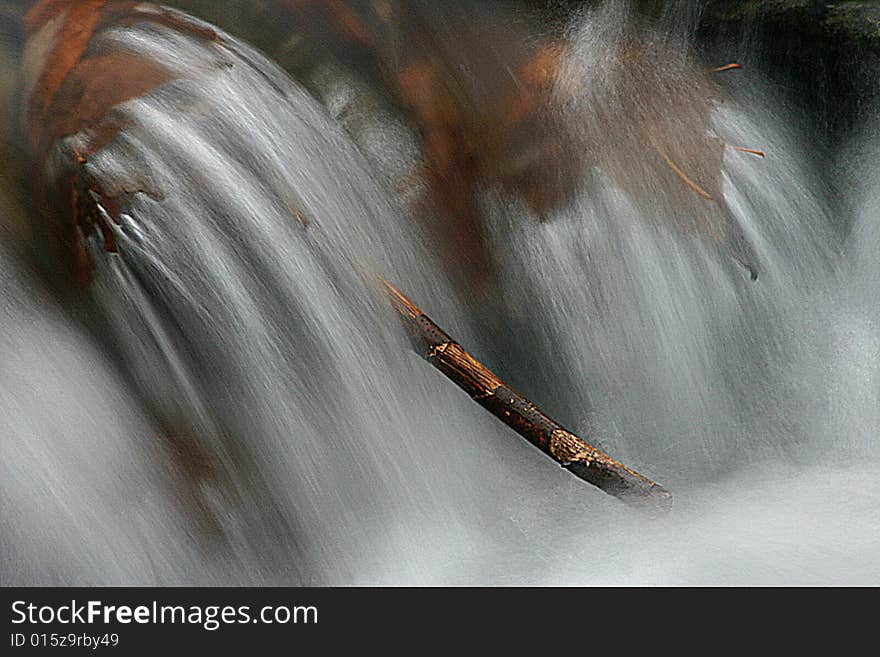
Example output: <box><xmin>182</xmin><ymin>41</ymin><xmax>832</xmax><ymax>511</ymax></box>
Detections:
<box><xmin>2</xmin><ymin>0</ymin><xmax>877</xmax><ymax>584</ymax></box>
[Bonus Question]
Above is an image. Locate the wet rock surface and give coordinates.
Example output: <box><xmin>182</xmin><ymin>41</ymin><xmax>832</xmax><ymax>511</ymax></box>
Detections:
<box><xmin>698</xmin><ymin>1</ymin><xmax>880</xmax><ymax>140</ymax></box>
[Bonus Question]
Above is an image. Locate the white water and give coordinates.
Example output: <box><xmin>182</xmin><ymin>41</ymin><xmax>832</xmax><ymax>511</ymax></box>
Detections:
<box><xmin>1</xmin><ymin>2</ymin><xmax>878</xmax><ymax>585</ymax></box>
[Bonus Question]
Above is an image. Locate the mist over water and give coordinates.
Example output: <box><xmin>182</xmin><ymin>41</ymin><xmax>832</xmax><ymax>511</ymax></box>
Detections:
<box><xmin>1</xmin><ymin>1</ymin><xmax>878</xmax><ymax>585</ymax></box>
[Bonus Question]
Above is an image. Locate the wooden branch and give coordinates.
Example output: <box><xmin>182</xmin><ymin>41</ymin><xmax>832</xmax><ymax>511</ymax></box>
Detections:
<box><xmin>382</xmin><ymin>279</ymin><xmax>673</xmax><ymax>513</ymax></box>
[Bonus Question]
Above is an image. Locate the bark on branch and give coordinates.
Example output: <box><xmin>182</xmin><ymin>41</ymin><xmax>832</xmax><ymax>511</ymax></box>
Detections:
<box><xmin>382</xmin><ymin>279</ymin><xmax>673</xmax><ymax>513</ymax></box>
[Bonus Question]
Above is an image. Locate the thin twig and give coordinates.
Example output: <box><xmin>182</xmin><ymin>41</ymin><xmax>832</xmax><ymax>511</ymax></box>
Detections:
<box><xmin>709</xmin><ymin>62</ymin><xmax>742</xmax><ymax>73</ymax></box>
<box><xmin>729</xmin><ymin>145</ymin><xmax>765</xmax><ymax>158</ymax></box>
<box><xmin>654</xmin><ymin>143</ymin><xmax>716</xmax><ymax>202</ymax></box>
<box><xmin>381</xmin><ymin>279</ymin><xmax>673</xmax><ymax>513</ymax></box>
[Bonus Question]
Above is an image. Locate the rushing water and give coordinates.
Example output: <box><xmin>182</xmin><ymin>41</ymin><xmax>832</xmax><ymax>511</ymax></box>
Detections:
<box><xmin>1</xmin><ymin>1</ymin><xmax>878</xmax><ymax>585</ymax></box>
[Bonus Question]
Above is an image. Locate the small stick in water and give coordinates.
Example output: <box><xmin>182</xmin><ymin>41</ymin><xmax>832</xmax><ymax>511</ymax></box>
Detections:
<box><xmin>729</xmin><ymin>146</ymin><xmax>766</xmax><ymax>158</ymax></box>
<box><xmin>654</xmin><ymin>144</ymin><xmax>716</xmax><ymax>202</ymax></box>
<box><xmin>381</xmin><ymin>279</ymin><xmax>673</xmax><ymax>513</ymax></box>
<box><xmin>709</xmin><ymin>62</ymin><xmax>742</xmax><ymax>73</ymax></box>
